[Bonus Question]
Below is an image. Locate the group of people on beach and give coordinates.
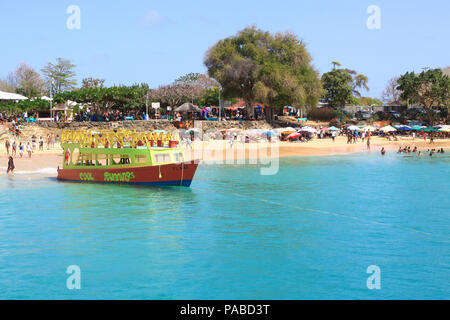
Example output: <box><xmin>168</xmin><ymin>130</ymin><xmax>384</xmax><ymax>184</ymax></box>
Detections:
<box><xmin>346</xmin><ymin>130</ymin><xmax>372</xmax><ymax>144</ymax></box>
<box><xmin>4</xmin><ymin>134</ymin><xmax>56</xmax><ymax>157</ymax></box>
<box><xmin>4</xmin><ymin>133</ymin><xmax>57</xmax><ymax>174</ymax></box>
<box><xmin>4</xmin><ymin>139</ymin><xmax>32</xmax><ymax>158</ymax></box>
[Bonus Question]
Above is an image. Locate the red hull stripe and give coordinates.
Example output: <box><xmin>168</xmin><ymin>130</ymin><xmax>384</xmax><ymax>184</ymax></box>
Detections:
<box><xmin>57</xmin><ymin>179</ymin><xmax>193</xmax><ymax>187</ymax></box>
<box><xmin>57</xmin><ymin>162</ymin><xmax>198</xmax><ymax>186</ymax></box>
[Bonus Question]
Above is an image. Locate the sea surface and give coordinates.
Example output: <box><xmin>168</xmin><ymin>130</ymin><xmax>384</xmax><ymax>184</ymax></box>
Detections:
<box><xmin>0</xmin><ymin>152</ymin><xmax>449</xmax><ymax>299</ymax></box>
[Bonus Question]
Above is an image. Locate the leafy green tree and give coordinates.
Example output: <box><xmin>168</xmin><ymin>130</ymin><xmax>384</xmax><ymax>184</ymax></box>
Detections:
<box><xmin>397</xmin><ymin>69</ymin><xmax>450</xmax><ymax>125</ymax></box>
<box><xmin>81</xmin><ymin>77</ymin><xmax>105</xmax><ymax>90</ymax></box>
<box><xmin>331</xmin><ymin>61</ymin><xmax>342</xmax><ymax>70</ymax></box>
<box><xmin>41</xmin><ymin>58</ymin><xmax>77</xmax><ymax>94</ymax></box>
<box><xmin>358</xmin><ymin>96</ymin><xmax>383</xmax><ymax>106</ymax></box>
<box><xmin>204</xmin><ymin>26</ymin><xmax>322</xmax><ymax>121</ymax></box>
<box><xmin>352</xmin><ymin>73</ymin><xmax>369</xmax><ymax>98</ymax></box>
<box><xmin>54</xmin><ymin>84</ymin><xmax>149</xmax><ymax>112</ymax></box>
<box><xmin>321</xmin><ymin>65</ymin><xmax>369</xmax><ymax>108</ymax></box>
<box><xmin>175</xmin><ymin>73</ymin><xmax>201</xmax><ymax>84</ymax></box>
<box><xmin>321</xmin><ymin>69</ymin><xmax>353</xmax><ymax>108</ymax></box>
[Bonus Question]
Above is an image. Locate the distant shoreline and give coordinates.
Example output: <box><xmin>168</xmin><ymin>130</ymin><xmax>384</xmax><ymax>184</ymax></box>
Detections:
<box><xmin>1</xmin><ymin>136</ymin><xmax>449</xmax><ymax>176</ymax></box>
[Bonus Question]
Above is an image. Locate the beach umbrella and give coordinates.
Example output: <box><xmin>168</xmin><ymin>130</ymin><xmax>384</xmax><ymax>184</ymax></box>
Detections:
<box><xmin>175</xmin><ymin>102</ymin><xmax>202</xmax><ymax>113</ymax></box>
<box><xmin>397</xmin><ymin>126</ymin><xmax>412</xmax><ymax>131</ymax></box>
<box><xmin>418</xmin><ymin>127</ymin><xmax>439</xmax><ymax>133</ymax></box>
<box><xmin>411</xmin><ymin>126</ymin><xmax>423</xmax><ymax>131</ymax></box>
<box><xmin>185</xmin><ymin>128</ymin><xmax>200</xmax><ymax>135</ymax></box>
<box><xmin>363</xmin><ymin>125</ymin><xmax>377</xmax><ymax>132</ymax></box>
<box><xmin>300</xmin><ymin>127</ymin><xmax>318</xmax><ymax>133</ymax></box>
<box><xmin>380</xmin><ymin>125</ymin><xmax>397</xmax><ymax>132</ymax></box>
<box><xmin>287</xmin><ymin>132</ymin><xmax>301</xmax><ymax>140</ymax></box>
<box><xmin>439</xmin><ymin>127</ymin><xmax>450</xmax><ymax>132</ymax></box>
<box><xmin>328</xmin><ymin>126</ymin><xmax>340</xmax><ymax>131</ymax></box>
<box><xmin>347</xmin><ymin>125</ymin><xmax>359</xmax><ymax>131</ymax></box>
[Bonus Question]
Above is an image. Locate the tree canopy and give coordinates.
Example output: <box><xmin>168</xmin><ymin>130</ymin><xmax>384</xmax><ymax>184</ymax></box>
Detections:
<box><xmin>41</xmin><ymin>57</ymin><xmax>77</xmax><ymax>94</ymax></box>
<box><xmin>397</xmin><ymin>69</ymin><xmax>450</xmax><ymax>124</ymax></box>
<box><xmin>54</xmin><ymin>84</ymin><xmax>149</xmax><ymax>112</ymax></box>
<box><xmin>204</xmin><ymin>26</ymin><xmax>322</xmax><ymax>117</ymax></box>
<box><xmin>321</xmin><ymin>64</ymin><xmax>369</xmax><ymax>108</ymax></box>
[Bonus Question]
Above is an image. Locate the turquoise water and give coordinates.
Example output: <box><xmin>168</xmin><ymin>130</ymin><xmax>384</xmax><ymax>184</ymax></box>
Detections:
<box><xmin>0</xmin><ymin>152</ymin><xmax>449</xmax><ymax>299</ymax></box>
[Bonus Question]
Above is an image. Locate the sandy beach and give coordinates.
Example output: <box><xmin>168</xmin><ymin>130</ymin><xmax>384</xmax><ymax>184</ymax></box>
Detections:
<box><xmin>1</xmin><ymin>135</ymin><xmax>449</xmax><ymax>175</ymax></box>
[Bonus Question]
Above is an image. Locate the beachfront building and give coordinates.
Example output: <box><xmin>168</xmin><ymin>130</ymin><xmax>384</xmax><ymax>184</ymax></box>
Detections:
<box><xmin>0</xmin><ymin>90</ymin><xmax>28</xmax><ymax>103</ymax></box>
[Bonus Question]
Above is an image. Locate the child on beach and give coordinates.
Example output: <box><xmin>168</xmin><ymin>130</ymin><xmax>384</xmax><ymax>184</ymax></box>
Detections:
<box><xmin>39</xmin><ymin>136</ymin><xmax>44</xmax><ymax>151</ymax></box>
<box><xmin>6</xmin><ymin>156</ymin><xmax>14</xmax><ymax>174</ymax></box>
<box><xmin>27</xmin><ymin>142</ymin><xmax>32</xmax><ymax>158</ymax></box>
<box><xmin>19</xmin><ymin>142</ymin><xmax>24</xmax><ymax>157</ymax></box>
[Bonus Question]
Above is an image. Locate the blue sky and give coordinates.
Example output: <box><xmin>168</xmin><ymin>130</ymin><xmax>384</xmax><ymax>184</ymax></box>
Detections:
<box><xmin>1</xmin><ymin>0</ymin><xmax>449</xmax><ymax>99</ymax></box>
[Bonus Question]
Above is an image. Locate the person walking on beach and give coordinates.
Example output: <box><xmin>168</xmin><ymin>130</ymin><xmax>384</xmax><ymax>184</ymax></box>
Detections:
<box><xmin>50</xmin><ymin>134</ymin><xmax>55</xmax><ymax>149</ymax></box>
<box><xmin>367</xmin><ymin>137</ymin><xmax>371</xmax><ymax>150</ymax></box>
<box><xmin>19</xmin><ymin>142</ymin><xmax>24</xmax><ymax>158</ymax></box>
<box><xmin>26</xmin><ymin>142</ymin><xmax>32</xmax><ymax>158</ymax></box>
<box><xmin>5</xmin><ymin>139</ymin><xmax>10</xmax><ymax>155</ymax></box>
<box><xmin>331</xmin><ymin>131</ymin><xmax>336</xmax><ymax>142</ymax></box>
<box><xmin>39</xmin><ymin>136</ymin><xmax>44</xmax><ymax>151</ymax></box>
<box><xmin>6</xmin><ymin>156</ymin><xmax>15</xmax><ymax>174</ymax></box>
<box><xmin>12</xmin><ymin>140</ymin><xmax>17</xmax><ymax>156</ymax></box>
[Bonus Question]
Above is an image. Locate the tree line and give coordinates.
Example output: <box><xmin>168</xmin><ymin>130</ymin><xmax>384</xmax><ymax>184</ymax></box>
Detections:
<box><xmin>1</xmin><ymin>26</ymin><xmax>448</xmax><ymax>123</ymax></box>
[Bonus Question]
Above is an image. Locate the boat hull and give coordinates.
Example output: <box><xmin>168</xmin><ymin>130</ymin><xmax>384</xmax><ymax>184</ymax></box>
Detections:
<box><xmin>57</xmin><ymin>161</ymin><xmax>199</xmax><ymax>187</ymax></box>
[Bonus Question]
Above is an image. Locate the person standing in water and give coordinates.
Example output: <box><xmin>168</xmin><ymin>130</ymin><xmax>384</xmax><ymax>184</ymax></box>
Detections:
<box><xmin>381</xmin><ymin>147</ymin><xmax>386</xmax><ymax>156</ymax></box>
<box><xmin>7</xmin><ymin>156</ymin><xmax>15</xmax><ymax>174</ymax></box>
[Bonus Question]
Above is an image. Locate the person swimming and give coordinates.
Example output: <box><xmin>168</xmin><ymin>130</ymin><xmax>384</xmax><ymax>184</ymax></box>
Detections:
<box><xmin>7</xmin><ymin>156</ymin><xmax>15</xmax><ymax>174</ymax></box>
